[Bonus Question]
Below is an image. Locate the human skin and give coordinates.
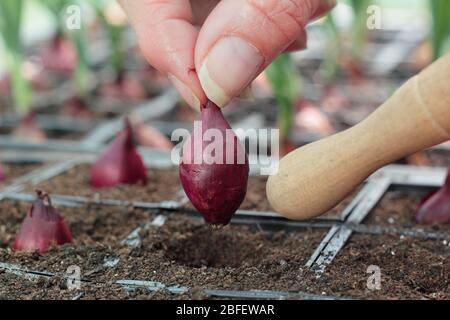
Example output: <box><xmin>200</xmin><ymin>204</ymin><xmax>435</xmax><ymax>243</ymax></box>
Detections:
<box><xmin>119</xmin><ymin>0</ymin><xmax>335</xmax><ymax>110</ymax></box>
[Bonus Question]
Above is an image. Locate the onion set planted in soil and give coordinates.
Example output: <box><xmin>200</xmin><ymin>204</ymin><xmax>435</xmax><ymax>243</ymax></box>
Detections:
<box><xmin>13</xmin><ymin>190</ymin><xmax>72</xmax><ymax>253</ymax></box>
<box><xmin>416</xmin><ymin>168</ymin><xmax>450</xmax><ymax>224</ymax></box>
<box><xmin>41</xmin><ymin>32</ymin><xmax>77</xmax><ymax>75</ymax></box>
<box><xmin>90</xmin><ymin>117</ymin><xmax>147</xmax><ymax>188</ymax></box>
<box><xmin>180</xmin><ymin>101</ymin><xmax>249</xmax><ymax>225</ymax></box>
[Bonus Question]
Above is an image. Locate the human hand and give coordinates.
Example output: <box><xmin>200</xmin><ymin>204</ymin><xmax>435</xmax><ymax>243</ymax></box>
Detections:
<box><xmin>119</xmin><ymin>0</ymin><xmax>335</xmax><ymax>110</ymax></box>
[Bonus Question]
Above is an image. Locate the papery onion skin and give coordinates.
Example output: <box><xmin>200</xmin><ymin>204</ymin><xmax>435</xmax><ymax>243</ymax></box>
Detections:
<box><xmin>90</xmin><ymin>117</ymin><xmax>148</xmax><ymax>188</ymax></box>
<box><xmin>415</xmin><ymin>169</ymin><xmax>450</xmax><ymax>224</ymax></box>
<box><xmin>42</xmin><ymin>33</ymin><xmax>77</xmax><ymax>74</ymax></box>
<box><xmin>180</xmin><ymin>101</ymin><xmax>249</xmax><ymax>225</ymax></box>
<box><xmin>13</xmin><ymin>190</ymin><xmax>72</xmax><ymax>253</ymax></box>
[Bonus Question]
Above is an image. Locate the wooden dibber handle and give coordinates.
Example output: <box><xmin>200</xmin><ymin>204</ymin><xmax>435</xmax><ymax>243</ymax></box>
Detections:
<box><xmin>267</xmin><ymin>52</ymin><xmax>450</xmax><ymax>220</ymax></box>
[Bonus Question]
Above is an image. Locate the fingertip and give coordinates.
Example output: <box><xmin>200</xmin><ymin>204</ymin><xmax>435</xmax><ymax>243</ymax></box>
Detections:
<box><xmin>168</xmin><ymin>74</ymin><xmax>202</xmax><ymax>111</ymax></box>
<box><xmin>311</xmin><ymin>0</ymin><xmax>337</xmax><ymax>20</ymax></box>
<box><xmin>284</xmin><ymin>29</ymin><xmax>308</xmax><ymax>52</ymax></box>
<box><xmin>120</xmin><ymin>0</ymin><xmax>208</xmax><ymax>109</ymax></box>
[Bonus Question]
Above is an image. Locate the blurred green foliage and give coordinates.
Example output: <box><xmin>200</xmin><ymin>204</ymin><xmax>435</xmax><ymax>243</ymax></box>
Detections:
<box><xmin>348</xmin><ymin>0</ymin><xmax>372</xmax><ymax>60</ymax></box>
<box><xmin>321</xmin><ymin>13</ymin><xmax>341</xmax><ymax>82</ymax></box>
<box><xmin>0</xmin><ymin>0</ymin><xmax>448</xmax><ymax>120</ymax></box>
<box><xmin>40</xmin><ymin>0</ymin><xmax>91</xmax><ymax>97</ymax></box>
<box><xmin>90</xmin><ymin>0</ymin><xmax>125</xmax><ymax>77</ymax></box>
<box><xmin>429</xmin><ymin>0</ymin><xmax>450</xmax><ymax>60</ymax></box>
<box><xmin>266</xmin><ymin>54</ymin><xmax>301</xmax><ymax>140</ymax></box>
<box><xmin>0</xmin><ymin>0</ymin><xmax>32</xmax><ymax>114</ymax></box>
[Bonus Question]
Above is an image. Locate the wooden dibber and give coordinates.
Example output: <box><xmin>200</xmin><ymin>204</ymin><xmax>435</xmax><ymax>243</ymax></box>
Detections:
<box><xmin>267</xmin><ymin>52</ymin><xmax>450</xmax><ymax>220</ymax></box>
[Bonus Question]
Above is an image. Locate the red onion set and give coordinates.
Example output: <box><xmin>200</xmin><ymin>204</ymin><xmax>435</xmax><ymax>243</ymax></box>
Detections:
<box><xmin>13</xmin><ymin>190</ymin><xmax>72</xmax><ymax>253</ymax></box>
<box><xmin>180</xmin><ymin>101</ymin><xmax>249</xmax><ymax>225</ymax></box>
<box><xmin>90</xmin><ymin>117</ymin><xmax>148</xmax><ymax>188</ymax></box>
<box><xmin>415</xmin><ymin>168</ymin><xmax>450</xmax><ymax>224</ymax></box>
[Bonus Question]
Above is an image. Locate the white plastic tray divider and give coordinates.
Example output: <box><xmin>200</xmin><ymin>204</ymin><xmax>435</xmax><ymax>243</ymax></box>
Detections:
<box><xmin>80</xmin><ymin>89</ymin><xmax>178</xmax><ymax>148</ymax></box>
<box><xmin>308</xmin><ymin>177</ymin><xmax>391</xmax><ymax>276</ymax></box>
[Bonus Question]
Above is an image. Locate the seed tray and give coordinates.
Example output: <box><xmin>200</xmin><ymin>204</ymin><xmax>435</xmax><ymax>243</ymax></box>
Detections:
<box><xmin>308</xmin><ymin>165</ymin><xmax>449</xmax><ymax>276</ymax></box>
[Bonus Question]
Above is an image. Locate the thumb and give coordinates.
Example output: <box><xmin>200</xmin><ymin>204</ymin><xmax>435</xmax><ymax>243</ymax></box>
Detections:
<box><xmin>195</xmin><ymin>0</ymin><xmax>335</xmax><ymax>108</ymax></box>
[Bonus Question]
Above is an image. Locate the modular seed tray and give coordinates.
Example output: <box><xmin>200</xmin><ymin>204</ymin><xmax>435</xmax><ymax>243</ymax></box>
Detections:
<box><xmin>1</xmin><ymin>23</ymin><xmax>448</xmax><ymax>299</ymax></box>
<box><xmin>0</xmin><ymin>152</ymin><xmax>448</xmax><ymax>299</ymax></box>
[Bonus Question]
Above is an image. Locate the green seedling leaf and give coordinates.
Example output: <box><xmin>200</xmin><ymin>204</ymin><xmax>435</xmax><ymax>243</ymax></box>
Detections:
<box><xmin>266</xmin><ymin>54</ymin><xmax>301</xmax><ymax>139</ymax></box>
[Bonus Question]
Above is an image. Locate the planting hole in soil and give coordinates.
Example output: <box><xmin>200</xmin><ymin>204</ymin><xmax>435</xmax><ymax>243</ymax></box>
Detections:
<box><xmin>99</xmin><ymin>214</ymin><xmax>328</xmax><ymax>291</ymax></box>
<box><xmin>0</xmin><ymin>205</ymin><xmax>327</xmax><ymax>296</ymax></box>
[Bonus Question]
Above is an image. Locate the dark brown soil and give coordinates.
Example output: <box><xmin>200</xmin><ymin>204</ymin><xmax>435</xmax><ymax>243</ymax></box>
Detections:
<box><xmin>363</xmin><ymin>188</ymin><xmax>450</xmax><ymax>233</ymax></box>
<box><xmin>239</xmin><ymin>176</ymin><xmax>273</xmax><ymax>211</ymax></box>
<box><xmin>0</xmin><ymin>272</ymin><xmax>194</xmax><ymax>300</ymax></box>
<box><xmin>35</xmin><ymin>164</ymin><xmax>278</xmax><ymax>212</ymax></box>
<box><xmin>299</xmin><ymin>234</ymin><xmax>449</xmax><ymax>299</ymax></box>
<box><xmin>0</xmin><ymin>163</ymin><xmax>43</xmax><ymax>187</ymax></box>
<box><xmin>0</xmin><ymin>273</ymin><xmax>134</xmax><ymax>300</ymax></box>
<box><xmin>0</xmin><ymin>209</ymin><xmax>327</xmax><ymax>298</ymax></box>
<box><xmin>76</xmin><ymin>214</ymin><xmax>324</xmax><ymax>290</ymax></box>
<box><xmin>30</xmin><ymin>164</ymin><xmax>358</xmax><ymax>220</ymax></box>
<box><xmin>1</xmin><ymin>202</ymin><xmax>449</xmax><ymax>299</ymax></box>
<box><xmin>29</xmin><ymin>164</ymin><xmax>182</xmax><ymax>203</ymax></box>
<box><xmin>0</xmin><ymin>199</ymin><xmax>154</xmax><ymax>249</ymax></box>
<box><xmin>1</xmin><ymin>181</ymin><xmax>448</xmax><ymax>300</ymax></box>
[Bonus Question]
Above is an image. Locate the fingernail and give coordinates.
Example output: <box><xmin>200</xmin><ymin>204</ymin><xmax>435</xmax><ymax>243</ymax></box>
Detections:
<box><xmin>199</xmin><ymin>36</ymin><xmax>264</xmax><ymax>108</ymax></box>
<box><xmin>168</xmin><ymin>74</ymin><xmax>201</xmax><ymax>111</ymax></box>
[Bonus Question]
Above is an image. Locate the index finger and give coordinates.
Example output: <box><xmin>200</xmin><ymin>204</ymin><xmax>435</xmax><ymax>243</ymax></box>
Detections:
<box><xmin>119</xmin><ymin>0</ymin><xmax>207</xmax><ymax>110</ymax></box>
